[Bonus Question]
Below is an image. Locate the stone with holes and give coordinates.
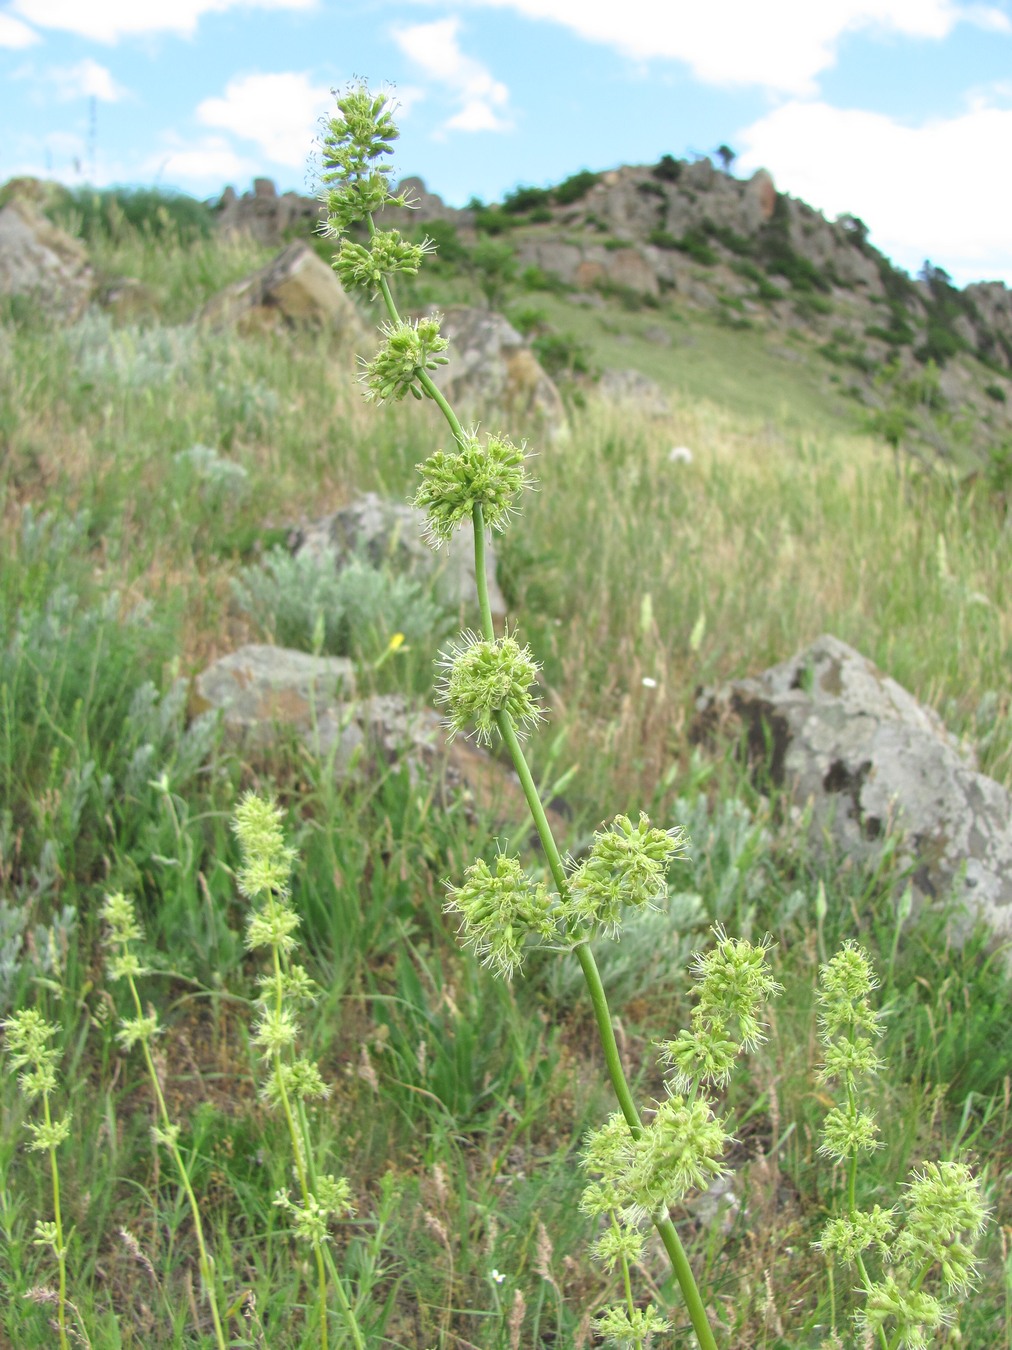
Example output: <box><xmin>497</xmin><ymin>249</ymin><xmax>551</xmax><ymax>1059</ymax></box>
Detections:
<box><xmin>693</xmin><ymin>634</ymin><xmax>1012</xmax><ymax>950</ymax></box>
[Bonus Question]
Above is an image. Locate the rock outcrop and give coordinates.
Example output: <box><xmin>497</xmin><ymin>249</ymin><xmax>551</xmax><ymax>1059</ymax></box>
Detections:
<box><xmin>200</xmin><ymin>240</ymin><xmax>366</xmax><ymax>342</ymax></box>
<box><xmin>428</xmin><ymin>306</ymin><xmax>568</xmax><ymax>440</ymax></box>
<box><xmin>0</xmin><ymin>198</ymin><xmax>94</xmax><ymax>322</ymax></box>
<box><xmin>217</xmin><ymin>178</ymin><xmax>323</xmax><ymax>247</ymax></box>
<box><xmin>694</xmin><ymin>634</ymin><xmax>1012</xmax><ymax>949</ymax></box>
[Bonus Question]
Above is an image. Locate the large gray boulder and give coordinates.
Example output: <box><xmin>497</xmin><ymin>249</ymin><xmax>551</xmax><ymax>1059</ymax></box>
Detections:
<box><xmin>0</xmin><ymin>199</ymin><xmax>94</xmax><ymax>321</ymax></box>
<box><xmin>694</xmin><ymin>634</ymin><xmax>1012</xmax><ymax>947</ymax></box>
<box><xmin>429</xmin><ymin>307</ymin><xmax>568</xmax><ymax>441</ymax></box>
<box><xmin>289</xmin><ymin>491</ymin><xmax>508</xmax><ymax>628</ymax></box>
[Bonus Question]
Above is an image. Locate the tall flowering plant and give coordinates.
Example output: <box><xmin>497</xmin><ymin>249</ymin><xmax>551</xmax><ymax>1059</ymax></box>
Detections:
<box><xmin>317</xmin><ymin>83</ymin><xmax>787</xmax><ymax>1347</ymax></box>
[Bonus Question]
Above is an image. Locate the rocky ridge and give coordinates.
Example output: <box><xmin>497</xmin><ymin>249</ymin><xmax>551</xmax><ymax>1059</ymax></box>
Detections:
<box><xmin>211</xmin><ymin>160</ymin><xmax>1012</xmax><ymax>454</ymax></box>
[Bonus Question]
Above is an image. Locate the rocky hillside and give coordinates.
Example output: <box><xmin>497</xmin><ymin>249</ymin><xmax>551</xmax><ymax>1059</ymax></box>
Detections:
<box><xmin>216</xmin><ymin>160</ymin><xmax>1012</xmax><ymax>463</ymax></box>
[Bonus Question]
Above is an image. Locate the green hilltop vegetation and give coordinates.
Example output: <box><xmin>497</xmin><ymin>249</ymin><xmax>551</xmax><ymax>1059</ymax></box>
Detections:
<box><xmin>0</xmin><ymin>157</ymin><xmax>1010</xmax><ymax>1349</ymax></box>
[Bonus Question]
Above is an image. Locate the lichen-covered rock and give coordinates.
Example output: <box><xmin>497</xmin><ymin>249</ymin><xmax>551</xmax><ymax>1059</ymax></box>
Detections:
<box><xmin>694</xmin><ymin>634</ymin><xmax>1012</xmax><ymax>949</ymax></box>
<box><xmin>428</xmin><ymin>306</ymin><xmax>568</xmax><ymax>440</ymax></box>
<box><xmin>0</xmin><ymin>199</ymin><xmax>94</xmax><ymax>321</ymax></box>
<box><xmin>289</xmin><ymin>491</ymin><xmax>508</xmax><ymax>628</ymax></box>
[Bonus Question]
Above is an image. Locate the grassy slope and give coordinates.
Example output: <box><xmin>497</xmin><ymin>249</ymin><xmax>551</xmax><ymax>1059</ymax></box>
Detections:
<box><xmin>531</xmin><ymin>292</ymin><xmax>859</xmax><ymax>437</ymax></box>
<box><xmin>0</xmin><ymin>222</ymin><xmax>1009</xmax><ymax>1349</ymax></box>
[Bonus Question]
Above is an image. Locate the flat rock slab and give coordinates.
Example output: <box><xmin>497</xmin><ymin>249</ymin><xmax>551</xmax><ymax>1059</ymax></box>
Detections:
<box><xmin>194</xmin><ymin>643</ymin><xmax>553</xmax><ymax>831</ymax></box>
<box><xmin>694</xmin><ymin>634</ymin><xmax>1012</xmax><ymax>947</ymax></box>
<box><xmin>192</xmin><ymin>644</ymin><xmax>356</xmax><ymax>745</ymax></box>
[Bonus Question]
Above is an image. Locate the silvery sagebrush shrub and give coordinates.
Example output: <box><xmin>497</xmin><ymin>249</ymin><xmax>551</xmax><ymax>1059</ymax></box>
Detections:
<box><xmin>319</xmin><ymin>81</ymin><xmax>990</xmax><ymax>1350</ymax></box>
<box><xmin>318</xmin><ymin>80</ymin><xmax>787</xmax><ymax>1350</ymax></box>
<box><xmin>232</xmin><ymin>545</ymin><xmax>447</xmax><ymax>660</ymax></box>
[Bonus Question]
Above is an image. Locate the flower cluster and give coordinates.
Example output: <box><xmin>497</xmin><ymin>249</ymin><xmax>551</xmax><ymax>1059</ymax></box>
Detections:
<box><xmin>414</xmin><ymin>432</ymin><xmax>532</xmax><ymax>544</ymax></box>
<box><xmin>334</xmin><ymin>229</ymin><xmax>435</xmax><ymax>298</ymax></box>
<box><xmin>581</xmin><ymin>1097</ymin><xmax>728</xmax><ymax>1224</ymax></box>
<box><xmin>815</xmin><ymin>941</ymin><xmax>883</xmax><ymax>1163</ymax></box>
<box><xmin>233</xmin><ymin>793</ymin><xmax>327</xmax><ymax>1109</ymax></box>
<box><xmin>658</xmin><ymin>924</ymin><xmax>782</xmax><ymax>1092</ymax></box>
<box><xmin>2</xmin><ymin>1008</ymin><xmax>71</xmax><ymax>1154</ymax></box>
<box><xmin>567</xmin><ymin>813</ymin><xmax>686</xmax><ymax>935</ymax></box>
<box><xmin>444</xmin><ymin>852</ymin><xmax>556</xmax><ymax>980</ymax></box>
<box><xmin>437</xmin><ymin>628</ymin><xmax>545</xmax><ymax>744</ymax></box>
<box><xmin>318</xmin><ymin>84</ymin><xmax>408</xmax><ymax>235</ymax></box>
<box><xmin>233</xmin><ymin>795</ymin><xmax>361</xmax><ymax>1340</ymax></box>
<box><xmin>814</xmin><ymin>943</ymin><xmax>990</xmax><ymax>1346</ymax></box>
<box><xmin>274</xmin><ymin>1173</ymin><xmax>355</xmax><ymax>1247</ymax></box>
<box><xmin>594</xmin><ymin>1303</ymin><xmax>671</xmax><ymax>1348</ymax></box>
<box><xmin>361</xmin><ymin>315</ymin><xmax>449</xmax><ymax>403</ymax></box>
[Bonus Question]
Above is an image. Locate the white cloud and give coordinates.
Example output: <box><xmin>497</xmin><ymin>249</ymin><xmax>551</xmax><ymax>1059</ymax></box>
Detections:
<box><xmin>737</xmin><ymin>99</ymin><xmax>1012</xmax><ymax>284</ymax></box>
<box><xmin>0</xmin><ymin>12</ymin><xmax>38</xmax><ymax>46</ymax></box>
<box><xmin>197</xmin><ymin>71</ymin><xmax>331</xmax><ymax>168</ymax></box>
<box><xmin>146</xmin><ymin>134</ymin><xmax>260</xmax><ymax>187</ymax></box>
<box><xmin>9</xmin><ymin>0</ymin><xmax>315</xmax><ymax>44</ymax></box>
<box><xmin>442</xmin><ymin>0</ymin><xmax>1009</xmax><ymax>95</ymax></box>
<box><xmin>393</xmin><ymin>17</ymin><xmax>511</xmax><ymax>132</ymax></box>
<box><xmin>52</xmin><ymin>58</ymin><xmax>127</xmax><ymax>102</ymax></box>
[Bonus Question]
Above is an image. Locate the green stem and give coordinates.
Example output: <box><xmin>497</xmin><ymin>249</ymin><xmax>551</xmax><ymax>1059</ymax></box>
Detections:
<box><xmin>128</xmin><ymin>978</ymin><xmax>228</xmax><ymax>1350</ymax></box>
<box><xmin>42</xmin><ymin>1091</ymin><xmax>69</xmax><ymax>1350</ymax></box>
<box><xmin>374</xmin><ymin>224</ymin><xmax>719</xmax><ymax>1349</ymax></box>
<box><xmin>270</xmin><ymin>948</ymin><xmax>331</xmax><ymax>1350</ymax></box>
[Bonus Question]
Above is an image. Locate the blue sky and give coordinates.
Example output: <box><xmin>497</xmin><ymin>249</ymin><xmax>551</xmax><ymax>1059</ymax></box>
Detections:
<box><xmin>4</xmin><ymin>0</ymin><xmax>1012</xmax><ymax>286</ymax></box>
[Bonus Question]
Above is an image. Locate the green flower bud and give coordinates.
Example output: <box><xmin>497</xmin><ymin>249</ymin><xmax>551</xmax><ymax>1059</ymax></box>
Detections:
<box><xmin>590</xmin><ymin>1221</ymin><xmax>646</xmax><ymax>1271</ymax></box>
<box><xmin>816</xmin><ymin>1205</ymin><xmax>895</xmax><ymax>1264</ymax></box>
<box><xmin>252</xmin><ymin>1005</ymin><xmax>299</xmax><ymax>1058</ymax></box>
<box><xmin>361</xmin><ymin>315</ymin><xmax>449</xmax><ymax>403</ymax></box>
<box><xmin>32</xmin><ymin>1219</ymin><xmax>66</xmax><ymax>1257</ymax></box>
<box><xmin>437</xmin><ymin>628</ymin><xmax>545</xmax><ymax>745</ymax></box>
<box><xmin>444</xmin><ymin>852</ymin><xmax>556</xmax><ymax>979</ymax></box>
<box><xmin>818</xmin><ymin>1104</ymin><xmax>881</xmax><ymax>1161</ymax></box>
<box><xmin>859</xmin><ymin>1274</ymin><xmax>945</xmax><ymax>1349</ymax></box>
<box><xmin>566</xmin><ymin>813</ymin><xmax>685</xmax><ymax>934</ymax></box>
<box><xmin>817</xmin><ymin>941</ymin><xmax>881</xmax><ymax>1042</ymax></box>
<box><xmin>25</xmin><ymin>1113</ymin><xmax>72</xmax><ymax>1152</ymax></box>
<box><xmin>233</xmin><ymin>792</ymin><xmax>296</xmax><ymax>901</ymax></box>
<box><xmin>101</xmin><ymin>891</ymin><xmax>144</xmax><ymax>946</ymax></box>
<box><xmin>318</xmin><ymin>84</ymin><xmax>407</xmax><ymax>234</ymax></box>
<box><xmin>333</xmin><ymin>230</ymin><xmax>435</xmax><ymax>296</ymax></box>
<box><xmin>414</xmin><ymin>432</ymin><xmax>532</xmax><ymax>544</ymax></box>
<box><xmin>594</xmin><ymin>1302</ymin><xmax>671</xmax><ymax>1347</ymax></box>
<box><xmin>895</xmin><ymin>1160</ymin><xmax>989</xmax><ymax>1294</ymax></box>
<box><xmin>3</xmin><ymin>1009</ymin><xmax>61</xmax><ymax>1103</ymax></box>
<box><xmin>116</xmin><ymin>1014</ymin><xmax>160</xmax><ymax>1052</ymax></box>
